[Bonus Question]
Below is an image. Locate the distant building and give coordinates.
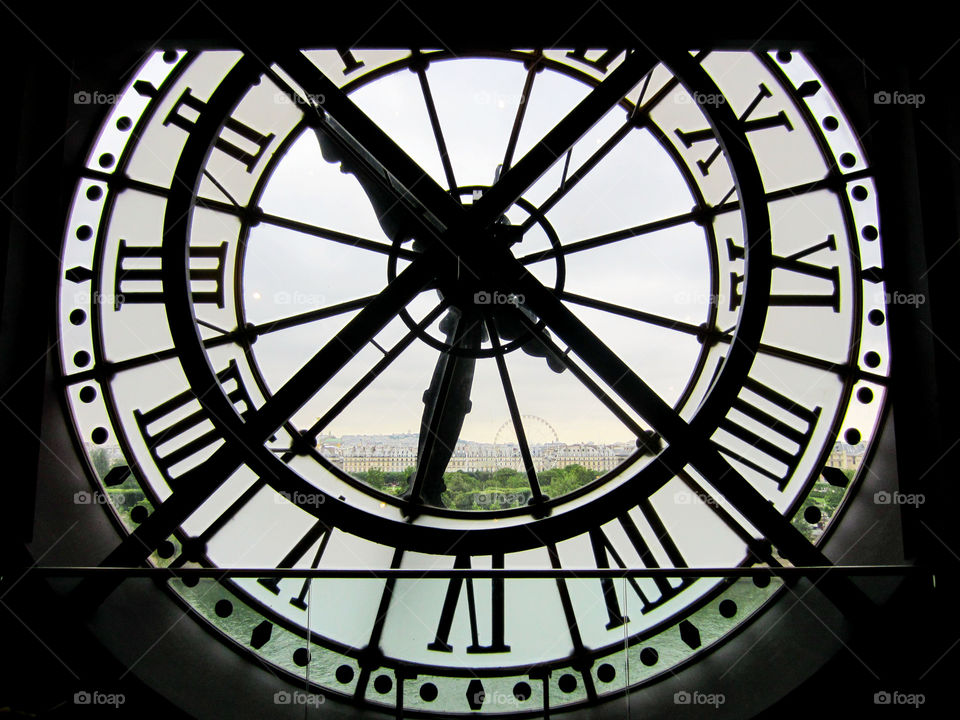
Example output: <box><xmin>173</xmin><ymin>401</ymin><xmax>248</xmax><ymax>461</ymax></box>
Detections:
<box><xmin>321</xmin><ymin>436</ymin><xmax>638</xmax><ymax>474</ymax></box>
<box><xmin>825</xmin><ymin>442</ymin><xmax>865</xmax><ymax>471</ymax></box>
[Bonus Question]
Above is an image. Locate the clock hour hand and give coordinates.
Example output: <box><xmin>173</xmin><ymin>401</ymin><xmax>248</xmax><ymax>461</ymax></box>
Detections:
<box><xmin>494</xmin><ymin>301</ymin><xmax>567</xmax><ymax>374</ymax></box>
<box><xmin>406</xmin><ymin>308</ymin><xmax>482</xmax><ymax>509</ymax></box>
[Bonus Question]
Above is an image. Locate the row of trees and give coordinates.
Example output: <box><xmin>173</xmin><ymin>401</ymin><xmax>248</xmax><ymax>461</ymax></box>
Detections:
<box><xmin>355</xmin><ymin>465</ymin><xmax>601</xmax><ymax>510</ymax></box>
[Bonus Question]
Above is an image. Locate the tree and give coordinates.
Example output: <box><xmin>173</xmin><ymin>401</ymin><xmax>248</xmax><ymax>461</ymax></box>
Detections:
<box><xmin>358</xmin><ymin>468</ymin><xmax>386</xmax><ymax>490</ymax></box>
<box><xmin>90</xmin><ymin>447</ymin><xmax>112</xmax><ymax>479</ymax></box>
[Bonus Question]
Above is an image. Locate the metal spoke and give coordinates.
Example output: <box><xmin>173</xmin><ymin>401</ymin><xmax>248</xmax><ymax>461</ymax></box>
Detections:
<box><xmin>559</xmin><ymin>290</ymin><xmax>716</xmax><ymax>338</ymax></box>
<box><xmin>196</xmin><ymin>197</ymin><xmax>418</xmax><ymax>260</ymax></box>
<box><xmin>472</xmin><ymin>49</ymin><xmax>658</xmax><ymax>228</ymax></box>
<box><xmin>486</xmin><ymin>317</ymin><xmax>545</xmax><ymax>505</ymax></box>
<box><xmin>249</xmin><ymin>295</ymin><xmax>377</xmax><ymax>337</ymax></box>
<box><xmin>498</xmin><ymin>306</ymin><xmax>647</xmax><ymax>439</ymax></box>
<box><xmin>675</xmin><ymin>469</ymin><xmax>781</xmax><ymax>565</ymax></box>
<box><xmin>518</xmin><ymin>206</ymin><xmax>705</xmax><ymax>265</ymax></box>
<box><xmin>518</xmin><ymin>119</ymin><xmax>633</xmax><ymax>233</ymax></box>
<box><xmin>168</xmin><ymin>476</ymin><xmax>268</xmax><ymax>569</ymax></box>
<box><xmin>291</xmin><ymin>300</ymin><xmax>450</xmax><ymax>458</ymax></box>
<box><xmin>500</xmin><ymin>53</ymin><xmax>542</xmax><ymax>175</ymax></box>
<box><xmin>413</xmin><ymin>56</ymin><xmax>458</xmax><ymax>193</ymax></box>
<box><xmin>64</xmin><ymin>297</ymin><xmax>376</xmax><ymax>384</ymax></box>
<box><xmin>246</xmin><ymin>262</ymin><xmax>433</xmax><ymax>440</ymax></box>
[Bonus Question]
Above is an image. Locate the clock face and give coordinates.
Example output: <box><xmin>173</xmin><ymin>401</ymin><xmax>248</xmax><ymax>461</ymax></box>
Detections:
<box><xmin>59</xmin><ymin>47</ymin><xmax>890</xmax><ymax>714</ymax></box>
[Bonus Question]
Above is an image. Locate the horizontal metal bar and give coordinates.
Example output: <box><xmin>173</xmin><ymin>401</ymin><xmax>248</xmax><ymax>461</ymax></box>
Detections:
<box><xmin>16</xmin><ymin>565</ymin><xmax>929</xmax><ymax>579</ymax></box>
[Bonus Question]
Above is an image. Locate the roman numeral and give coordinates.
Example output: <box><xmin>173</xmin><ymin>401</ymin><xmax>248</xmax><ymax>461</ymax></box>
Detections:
<box><xmin>713</xmin><ymin>377</ymin><xmax>821</xmax><ymax>491</ymax></box>
<box><xmin>258</xmin><ymin>520</ymin><xmax>330</xmax><ymax>609</ymax></box>
<box><xmin>338</xmin><ymin>49</ymin><xmax>365</xmax><ymax>75</ymax></box>
<box><xmin>565</xmin><ymin>49</ymin><xmax>626</xmax><ymax>74</ymax></box>
<box><xmin>114</xmin><ymin>239</ymin><xmax>227</xmax><ymax>309</ymax></box>
<box><xmin>674</xmin><ymin>83</ymin><xmax>793</xmax><ymax>176</ymax></box>
<box><xmin>589</xmin><ymin>499</ymin><xmax>690</xmax><ymax>629</ymax></box>
<box><xmin>164</xmin><ymin>87</ymin><xmax>275</xmax><ymax>172</ymax></box>
<box><xmin>727</xmin><ymin>234</ymin><xmax>841</xmax><ymax>312</ymax></box>
<box><xmin>427</xmin><ymin>554</ymin><xmax>510</xmax><ymax>654</ymax></box>
<box><xmin>134</xmin><ymin>360</ymin><xmax>253</xmax><ymax>487</ymax></box>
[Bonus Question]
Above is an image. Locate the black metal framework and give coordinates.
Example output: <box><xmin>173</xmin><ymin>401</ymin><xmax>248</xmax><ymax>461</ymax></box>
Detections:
<box><xmin>6</xmin><ymin>22</ymin><xmax>925</xmax><ymax>717</ymax></box>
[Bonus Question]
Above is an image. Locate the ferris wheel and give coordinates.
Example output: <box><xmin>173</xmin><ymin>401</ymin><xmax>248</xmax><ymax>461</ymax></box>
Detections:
<box><xmin>493</xmin><ymin>415</ymin><xmax>559</xmax><ymax>447</ymax></box>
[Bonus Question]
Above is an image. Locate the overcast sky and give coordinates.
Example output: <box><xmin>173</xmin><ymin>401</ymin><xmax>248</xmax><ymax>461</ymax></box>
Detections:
<box><xmin>243</xmin><ymin>58</ymin><xmax>712</xmax><ymax>445</ymax></box>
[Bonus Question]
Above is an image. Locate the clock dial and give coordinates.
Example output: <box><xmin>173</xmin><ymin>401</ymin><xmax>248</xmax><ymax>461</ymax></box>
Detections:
<box><xmin>60</xmin><ymin>47</ymin><xmax>890</xmax><ymax>714</ymax></box>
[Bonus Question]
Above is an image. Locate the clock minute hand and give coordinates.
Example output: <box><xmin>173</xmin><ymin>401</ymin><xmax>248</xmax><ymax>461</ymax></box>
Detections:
<box><xmin>406</xmin><ymin>309</ymin><xmax>482</xmax><ymax>509</ymax></box>
<box><xmin>313</xmin><ymin>123</ymin><xmax>423</xmax><ymax>244</ymax></box>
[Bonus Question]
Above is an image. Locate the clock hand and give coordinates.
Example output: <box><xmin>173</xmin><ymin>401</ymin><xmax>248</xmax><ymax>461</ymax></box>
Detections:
<box><xmin>406</xmin><ymin>308</ymin><xmax>483</xmax><ymax>509</ymax></box>
<box><xmin>313</xmin><ymin>124</ymin><xmax>419</xmax><ymax>244</ymax></box>
<box><xmin>493</xmin><ymin>299</ymin><xmax>567</xmax><ymax>374</ymax></box>
<box><xmin>473</xmin><ymin>48</ymin><xmax>657</xmax><ymax>228</ymax></box>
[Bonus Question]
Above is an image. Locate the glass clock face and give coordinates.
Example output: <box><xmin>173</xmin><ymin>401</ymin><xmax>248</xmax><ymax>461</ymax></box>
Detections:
<box><xmin>58</xmin><ymin>48</ymin><xmax>890</xmax><ymax>714</ymax></box>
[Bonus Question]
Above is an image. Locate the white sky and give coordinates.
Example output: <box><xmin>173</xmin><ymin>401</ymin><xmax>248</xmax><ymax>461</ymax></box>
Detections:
<box><xmin>244</xmin><ymin>59</ymin><xmax>712</xmax><ymax>444</ymax></box>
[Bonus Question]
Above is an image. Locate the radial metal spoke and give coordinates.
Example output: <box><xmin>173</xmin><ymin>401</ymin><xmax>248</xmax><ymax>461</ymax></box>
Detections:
<box><xmin>500</xmin><ymin>53</ymin><xmax>541</xmax><ymax>175</ymax></box>
<box><xmin>247</xmin><ymin>262</ymin><xmax>434</xmax><ymax>440</ymax></box>
<box><xmin>559</xmin><ymin>290</ymin><xmax>716</xmax><ymax>338</ymax></box>
<box><xmin>291</xmin><ymin>300</ymin><xmax>450</xmax><ymax>459</ymax></box>
<box><xmin>63</xmin><ymin>297</ymin><xmax>377</xmax><ymax>384</ymax></box>
<box><xmin>500</xmin><ymin>307</ymin><xmax>647</xmax><ymax>439</ymax></box>
<box><xmin>472</xmin><ymin>49</ymin><xmax>658</xmax><ymax>228</ymax></box>
<box><xmin>518</xmin><ymin>119</ymin><xmax>633</xmax><ymax>233</ymax></box>
<box><xmin>196</xmin><ymin>197</ymin><xmax>418</xmax><ymax>260</ymax></box>
<box><xmin>249</xmin><ymin>294</ymin><xmax>378</xmax><ymax>337</ymax></box>
<box><xmin>518</xmin><ymin>207</ymin><xmax>701</xmax><ymax>265</ymax></box>
<box><xmin>486</xmin><ymin>317</ymin><xmax>545</xmax><ymax>505</ymax></box>
<box><xmin>413</xmin><ymin>58</ymin><xmax>458</xmax><ymax>193</ymax></box>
